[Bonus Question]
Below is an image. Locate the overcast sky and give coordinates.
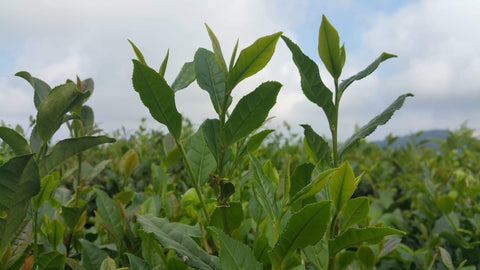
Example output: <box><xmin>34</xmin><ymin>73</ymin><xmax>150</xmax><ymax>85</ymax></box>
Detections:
<box><xmin>1</xmin><ymin>0</ymin><xmax>479</xmax><ymax>142</ymax></box>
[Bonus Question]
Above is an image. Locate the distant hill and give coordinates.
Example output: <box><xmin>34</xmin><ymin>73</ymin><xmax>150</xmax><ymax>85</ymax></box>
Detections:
<box><xmin>373</xmin><ymin>129</ymin><xmax>450</xmax><ymax>148</ymax></box>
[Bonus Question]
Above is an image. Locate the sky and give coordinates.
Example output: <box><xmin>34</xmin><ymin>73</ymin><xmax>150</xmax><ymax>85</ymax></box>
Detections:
<box><xmin>1</xmin><ymin>0</ymin><xmax>479</xmax><ymax>142</ymax></box>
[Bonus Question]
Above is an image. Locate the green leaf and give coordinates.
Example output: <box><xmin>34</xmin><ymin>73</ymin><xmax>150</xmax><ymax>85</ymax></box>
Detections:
<box><xmin>0</xmin><ymin>155</ymin><xmax>39</xmax><ymax>256</ymax></box>
<box><xmin>96</xmin><ymin>190</ymin><xmax>124</xmax><ymax>245</ymax></box>
<box><xmin>209</xmin><ymin>202</ymin><xmax>243</xmax><ymax>232</ymax></box>
<box><xmin>227</xmin><ymin>32</ymin><xmax>282</xmax><ymax>90</ymax></box>
<box><xmin>329</xmin><ymin>227</ymin><xmax>405</xmax><ymax>255</ymax></box>
<box><xmin>229</xmin><ymin>38</ymin><xmax>239</xmax><ymax>72</ymax></box>
<box><xmin>357</xmin><ymin>245</ymin><xmax>375</xmax><ymax>270</ymax></box>
<box><xmin>15</xmin><ymin>71</ymin><xmax>51</xmax><ymax>109</ymax></box>
<box><xmin>209</xmin><ymin>226</ymin><xmax>262</xmax><ymax>270</ymax></box>
<box><xmin>33</xmin><ymin>173</ymin><xmax>60</xmax><ymax>210</ymax></box>
<box><xmin>301</xmin><ymin>125</ymin><xmax>331</xmax><ymax>165</ymax></box>
<box><xmin>249</xmin><ymin>154</ymin><xmax>278</xmax><ymax>221</ymax></box>
<box><xmin>205</xmin><ymin>24</ymin><xmax>228</xmax><ymax>74</ymax></box>
<box><xmin>132</xmin><ymin>59</ymin><xmax>183</xmax><ymax>139</ymax></box>
<box><xmin>379</xmin><ymin>238</ymin><xmax>402</xmax><ymax>258</ymax></box>
<box><xmin>38</xmin><ymin>136</ymin><xmax>115</xmax><ymax>177</ymax></box>
<box><xmin>336</xmin><ymin>250</ymin><xmax>356</xmax><ymax>270</ymax></box>
<box><xmin>37</xmin><ymin>250</ymin><xmax>65</xmax><ymax>270</ymax></box>
<box><xmin>128</xmin><ymin>39</ymin><xmax>147</xmax><ymax>65</ymax></box>
<box><xmin>224</xmin><ymin>81</ymin><xmax>281</xmax><ymax>146</ymax></box>
<box><xmin>127</xmin><ymin>253</ymin><xmax>153</xmax><ymax>270</ymax></box>
<box><xmin>99</xmin><ymin>257</ymin><xmax>116</xmax><ymax>270</ymax></box>
<box><xmin>30</xmin><ymin>126</ymin><xmax>42</xmax><ymax>153</ymax></box>
<box><xmin>46</xmin><ymin>219</ymin><xmax>65</xmax><ymax>250</ymax></box>
<box><xmin>439</xmin><ymin>247</ymin><xmax>454</xmax><ymax>270</ymax></box>
<box><xmin>140</xmin><ymin>231</ymin><xmax>166</xmax><ymax>269</ymax></box>
<box><xmin>119</xmin><ymin>149</ymin><xmax>139</xmax><ymax>180</ymax></box>
<box><xmin>341</xmin><ymin>196</ymin><xmax>370</xmax><ymax>231</ymax></box>
<box><xmin>246</xmin><ymin>129</ymin><xmax>274</xmax><ymax>153</ymax></box>
<box><xmin>0</xmin><ymin>127</ymin><xmax>31</xmax><ymax>156</ymax></box>
<box><xmin>270</xmin><ymin>201</ymin><xmax>332</xmax><ymax>269</ymax></box>
<box><xmin>201</xmin><ymin>119</ymin><xmax>221</xmax><ymax>163</ymax></box>
<box><xmin>281</xmin><ymin>36</ymin><xmax>335</xmax><ymax>124</ymax></box>
<box><xmin>80</xmin><ymin>105</ymin><xmax>95</xmax><ymax>131</ymax></box>
<box><xmin>318</xmin><ymin>15</ymin><xmax>343</xmax><ymax>78</ymax></box>
<box><xmin>36</xmin><ymin>82</ymin><xmax>89</xmax><ymax>141</ymax></box>
<box><xmin>171</xmin><ymin>61</ymin><xmax>196</xmax><ymax>91</ymax></box>
<box><xmin>80</xmin><ymin>239</ymin><xmax>108</xmax><ymax>270</ymax></box>
<box><xmin>194</xmin><ymin>48</ymin><xmax>228</xmax><ymax>115</ymax></box>
<box><xmin>339</xmin><ymin>53</ymin><xmax>397</xmax><ymax>94</ymax></box>
<box><xmin>137</xmin><ymin>214</ymin><xmax>221</xmax><ymax>270</ymax></box>
<box><xmin>114</xmin><ymin>190</ymin><xmax>135</xmax><ymax>205</ymax></box>
<box><xmin>159</xmin><ymin>49</ymin><xmax>169</xmax><ymax>76</ymax></box>
<box><xmin>61</xmin><ymin>206</ymin><xmax>85</xmax><ymax>230</ymax></box>
<box><xmin>3</xmin><ymin>221</ymin><xmax>33</xmax><ymax>269</ymax></box>
<box><xmin>289</xmin><ymin>163</ymin><xmax>314</xmax><ymax>200</ymax></box>
<box><xmin>339</xmin><ymin>93</ymin><xmax>413</xmax><ymax>159</ymax></box>
<box><xmin>437</xmin><ymin>195</ymin><xmax>455</xmax><ymax>215</ymax></box>
<box><xmin>187</xmin><ymin>128</ymin><xmax>217</xmax><ymax>186</ymax></box>
<box><xmin>330</xmin><ymin>161</ymin><xmax>356</xmax><ymax>212</ymax></box>
<box><xmin>289</xmin><ymin>167</ymin><xmax>337</xmax><ymax>205</ymax></box>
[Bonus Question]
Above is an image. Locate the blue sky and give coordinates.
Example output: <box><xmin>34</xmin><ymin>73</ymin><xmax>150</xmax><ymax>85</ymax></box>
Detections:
<box><xmin>1</xmin><ymin>0</ymin><xmax>479</xmax><ymax>141</ymax></box>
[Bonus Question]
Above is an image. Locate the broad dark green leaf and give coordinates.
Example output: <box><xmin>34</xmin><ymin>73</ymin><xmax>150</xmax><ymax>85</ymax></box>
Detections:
<box><xmin>329</xmin><ymin>227</ymin><xmax>405</xmax><ymax>255</ymax></box>
<box><xmin>194</xmin><ymin>48</ymin><xmax>228</xmax><ymax>114</ymax></box>
<box><xmin>339</xmin><ymin>53</ymin><xmax>397</xmax><ymax>94</ymax></box>
<box><xmin>246</xmin><ymin>129</ymin><xmax>274</xmax><ymax>153</ymax></box>
<box><xmin>357</xmin><ymin>245</ymin><xmax>375</xmax><ymax>270</ymax></box>
<box><xmin>224</xmin><ymin>81</ymin><xmax>281</xmax><ymax>146</ymax></box>
<box><xmin>36</xmin><ymin>82</ymin><xmax>89</xmax><ymax>141</ymax></box>
<box><xmin>137</xmin><ymin>214</ymin><xmax>221</xmax><ymax>270</ymax></box>
<box><xmin>341</xmin><ymin>196</ymin><xmax>369</xmax><ymax>231</ymax></box>
<box><xmin>140</xmin><ymin>231</ymin><xmax>166</xmax><ymax>269</ymax></box>
<box><xmin>270</xmin><ymin>201</ymin><xmax>332</xmax><ymax>269</ymax></box>
<box><xmin>339</xmin><ymin>93</ymin><xmax>413</xmax><ymax>159</ymax></box>
<box><xmin>96</xmin><ymin>190</ymin><xmax>124</xmax><ymax>245</ymax></box>
<box><xmin>61</xmin><ymin>206</ymin><xmax>85</xmax><ymax>230</ymax></box>
<box><xmin>3</xmin><ymin>221</ymin><xmax>33</xmax><ymax>269</ymax></box>
<box><xmin>132</xmin><ymin>60</ymin><xmax>183</xmax><ymax>139</ymax></box>
<box><xmin>0</xmin><ymin>155</ymin><xmax>39</xmax><ymax>256</ymax></box>
<box><xmin>128</xmin><ymin>39</ymin><xmax>147</xmax><ymax>65</ymax></box>
<box><xmin>159</xmin><ymin>49</ymin><xmax>169</xmax><ymax>76</ymax></box>
<box><xmin>209</xmin><ymin>202</ymin><xmax>243</xmax><ymax>232</ymax></box>
<box><xmin>0</xmin><ymin>127</ymin><xmax>31</xmax><ymax>156</ymax></box>
<box><xmin>227</xmin><ymin>32</ymin><xmax>282</xmax><ymax>90</ymax></box>
<box><xmin>126</xmin><ymin>253</ymin><xmax>153</xmax><ymax>270</ymax></box>
<box><xmin>209</xmin><ymin>227</ymin><xmax>262</xmax><ymax>270</ymax></box>
<box><xmin>15</xmin><ymin>71</ymin><xmax>51</xmax><ymax>109</ymax></box>
<box><xmin>249</xmin><ymin>154</ymin><xmax>278</xmax><ymax>221</ymax></box>
<box><xmin>289</xmin><ymin>167</ymin><xmax>337</xmax><ymax>205</ymax></box>
<box><xmin>46</xmin><ymin>219</ymin><xmax>65</xmax><ymax>250</ymax></box>
<box><xmin>301</xmin><ymin>125</ymin><xmax>331</xmax><ymax>165</ymax></box>
<box><xmin>281</xmin><ymin>36</ymin><xmax>335</xmax><ymax>124</ymax></box>
<box><xmin>303</xmin><ymin>240</ymin><xmax>328</xmax><ymax>270</ymax></box>
<box><xmin>38</xmin><ymin>136</ymin><xmax>115</xmax><ymax>177</ymax></box>
<box><xmin>289</xmin><ymin>163</ymin><xmax>314</xmax><ymax>200</ymax></box>
<box><xmin>171</xmin><ymin>61</ymin><xmax>196</xmax><ymax>91</ymax></box>
<box><xmin>37</xmin><ymin>250</ymin><xmax>65</xmax><ymax>270</ymax></box>
<box><xmin>33</xmin><ymin>173</ymin><xmax>60</xmax><ymax>209</ymax></box>
<box><xmin>65</xmin><ymin>258</ymin><xmax>86</xmax><ymax>270</ymax></box>
<box><xmin>30</xmin><ymin>126</ymin><xmax>42</xmax><ymax>153</ymax></box>
<box><xmin>330</xmin><ymin>161</ymin><xmax>356</xmax><ymax>212</ymax></box>
<box><xmin>205</xmin><ymin>24</ymin><xmax>227</xmax><ymax>74</ymax></box>
<box><xmin>201</xmin><ymin>119</ymin><xmax>221</xmax><ymax>163</ymax></box>
<box><xmin>80</xmin><ymin>239</ymin><xmax>108</xmax><ymax>270</ymax></box>
<box><xmin>318</xmin><ymin>15</ymin><xmax>342</xmax><ymax>78</ymax></box>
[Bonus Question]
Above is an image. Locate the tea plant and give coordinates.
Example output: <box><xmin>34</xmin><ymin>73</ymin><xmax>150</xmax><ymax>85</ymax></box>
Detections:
<box><xmin>129</xmin><ymin>15</ymin><xmax>410</xmax><ymax>269</ymax></box>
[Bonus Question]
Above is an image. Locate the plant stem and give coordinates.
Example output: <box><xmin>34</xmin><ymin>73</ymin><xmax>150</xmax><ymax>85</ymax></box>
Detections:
<box><xmin>33</xmin><ymin>208</ymin><xmax>38</xmax><ymax>267</ymax></box>
<box><xmin>74</xmin><ymin>153</ymin><xmax>82</xmax><ymax>206</ymax></box>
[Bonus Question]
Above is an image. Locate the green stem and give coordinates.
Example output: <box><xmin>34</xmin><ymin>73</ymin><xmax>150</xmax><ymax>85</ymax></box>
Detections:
<box><xmin>220</xmin><ymin>206</ymin><xmax>230</xmax><ymax>235</ymax></box>
<box><xmin>33</xmin><ymin>208</ymin><xmax>38</xmax><ymax>267</ymax></box>
<box><xmin>74</xmin><ymin>153</ymin><xmax>83</xmax><ymax>206</ymax></box>
<box><xmin>176</xmin><ymin>140</ymin><xmax>210</xmax><ymax>223</ymax></box>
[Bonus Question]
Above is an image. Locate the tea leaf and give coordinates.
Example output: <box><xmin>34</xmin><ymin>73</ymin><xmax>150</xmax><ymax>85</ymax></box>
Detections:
<box><xmin>96</xmin><ymin>190</ymin><xmax>124</xmax><ymax>245</ymax></box>
<box><xmin>245</xmin><ymin>129</ymin><xmax>274</xmax><ymax>153</ymax></box>
<box><xmin>224</xmin><ymin>81</ymin><xmax>281</xmax><ymax>146</ymax></box>
<box><xmin>0</xmin><ymin>155</ymin><xmax>39</xmax><ymax>256</ymax></box>
<box><xmin>339</xmin><ymin>93</ymin><xmax>413</xmax><ymax>159</ymax></box>
<box><xmin>37</xmin><ymin>250</ymin><xmax>65</xmax><ymax>270</ymax></box>
<box><xmin>437</xmin><ymin>195</ymin><xmax>455</xmax><ymax>215</ymax></box>
<box><xmin>137</xmin><ymin>214</ymin><xmax>221</xmax><ymax>270</ymax></box>
<box><xmin>329</xmin><ymin>227</ymin><xmax>405</xmax><ymax>255</ymax></box>
<box><xmin>229</xmin><ymin>38</ymin><xmax>239</xmax><ymax>71</ymax></box>
<box><xmin>318</xmin><ymin>15</ymin><xmax>343</xmax><ymax>79</ymax></box>
<box><xmin>140</xmin><ymin>231</ymin><xmax>166</xmax><ymax>268</ymax></box>
<box><xmin>270</xmin><ymin>201</ymin><xmax>332</xmax><ymax>269</ymax></box>
<box><xmin>159</xmin><ymin>49</ymin><xmax>169</xmax><ymax>76</ymax></box>
<box><xmin>201</xmin><ymin>119</ymin><xmax>221</xmax><ymax>162</ymax></box>
<box><xmin>80</xmin><ymin>239</ymin><xmax>108</xmax><ymax>270</ymax></box>
<box><xmin>301</xmin><ymin>124</ymin><xmax>331</xmax><ymax>165</ymax></box>
<box><xmin>330</xmin><ymin>161</ymin><xmax>356</xmax><ymax>212</ymax></box>
<box><xmin>341</xmin><ymin>196</ymin><xmax>370</xmax><ymax>231</ymax></box>
<box><xmin>205</xmin><ymin>24</ymin><xmax>228</xmax><ymax>74</ymax></box>
<box><xmin>194</xmin><ymin>48</ymin><xmax>228</xmax><ymax>114</ymax></box>
<box><xmin>61</xmin><ymin>206</ymin><xmax>85</xmax><ymax>230</ymax></box>
<box><xmin>80</xmin><ymin>105</ymin><xmax>95</xmax><ymax>131</ymax></box>
<box><xmin>15</xmin><ymin>71</ymin><xmax>51</xmax><ymax>109</ymax></box>
<box><xmin>339</xmin><ymin>52</ymin><xmax>397</xmax><ymax>94</ymax></box>
<box><xmin>99</xmin><ymin>257</ymin><xmax>116</xmax><ymax>270</ymax></box>
<box><xmin>187</xmin><ymin>127</ymin><xmax>216</xmax><ymax>186</ymax></box>
<box><xmin>0</xmin><ymin>127</ymin><xmax>31</xmax><ymax>156</ymax></box>
<box><xmin>171</xmin><ymin>61</ymin><xmax>196</xmax><ymax>91</ymax></box>
<box><xmin>290</xmin><ymin>167</ymin><xmax>337</xmax><ymax>205</ymax></box>
<box><xmin>357</xmin><ymin>245</ymin><xmax>375</xmax><ymax>270</ymax></box>
<box><xmin>119</xmin><ymin>149</ymin><xmax>139</xmax><ymax>180</ymax></box>
<box><xmin>33</xmin><ymin>173</ymin><xmax>60</xmax><ymax>210</ymax></box>
<box><xmin>46</xmin><ymin>219</ymin><xmax>65</xmax><ymax>250</ymax></box>
<box><xmin>209</xmin><ymin>227</ymin><xmax>262</xmax><ymax>270</ymax></box>
<box><xmin>379</xmin><ymin>238</ymin><xmax>402</xmax><ymax>258</ymax></box>
<box><xmin>227</xmin><ymin>32</ymin><xmax>282</xmax><ymax>90</ymax></box>
<box><xmin>281</xmin><ymin>36</ymin><xmax>335</xmax><ymax>124</ymax></box>
<box><xmin>38</xmin><ymin>136</ymin><xmax>115</xmax><ymax>177</ymax></box>
<box><xmin>132</xmin><ymin>60</ymin><xmax>183</xmax><ymax>139</ymax></box>
<box><xmin>126</xmin><ymin>253</ymin><xmax>153</xmax><ymax>270</ymax></box>
<box><xmin>209</xmin><ymin>202</ymin><xmax>243</xmax><ymax>232</ymax></box>
<box><xmin>249</xmin><ymin>154</ymin><xmax>278</xmax><ymax>221</ymax></box>
<box><xmin>439</xmin><ymin>247</ymin><xmax>454</xmax><ymax>270</ymax></box>
<box><xmin>289</xmin><ymin>163</ymin><xmax>314</xmax><ymax>200</ymax></box>
<box><xmin>128</xmin><ymin>39</ymin><xmax>147</xmax><ymax>65</ymax></box>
